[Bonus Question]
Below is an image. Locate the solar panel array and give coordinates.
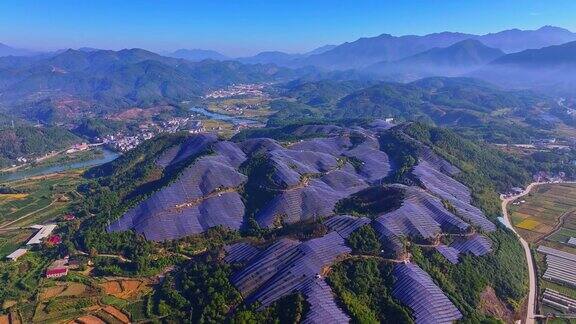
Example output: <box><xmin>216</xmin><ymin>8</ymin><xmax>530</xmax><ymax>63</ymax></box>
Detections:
<box><xmin>436</xmin><ymin>245</ymin><xmax>460</xmax><ymax>264</ymax></box>
<box><xmin>230</xmin><ymin>232</ymin><xmax>350</xmax><ymax>314</ymax></box>
<box><xmin>300</xmin><ymin>278</ymin><xmax>351</xmax><ymax>324</ymax></box>
<box><xmin>238</xmin><ymin>138</ymin><xmax>283</xmax><ymax>156</ymax></box>
<box><xmin>104</xmin><ymin>125</ymin><xmax>507</xmax><ymax>323</ymax></box>
<box><xmin>393</xmin><ymin>263</ymin><xmax>462</xmax><ymax>324</ymax></box>
<box><xmin>213</xmin><ymin>141</ymin><xmax>247</xmax><ymax>168</ymax></box>
<box><xmin>291</xmin><ymin>124</ymin><xmax>343</xmax><ymax>137</ymax></box>
<box><xmin>451</xmin><ymin>234</ymin><xmax>492</xmax><ymax>257</ymax></box>
<box><xmin>156</xmin><ymin>133</ymin><xmax>218</xmax><ymax>167</ymax></box>
<box><xmin>224</xmin><ymin>242</ymin><xmax>261</xmax><ymax>264</ymax></box>
<box><xmin>373</xmin><ymin>186</ymin><xmax>470</xmax><ymax>256</ymax></box>
<box><xmin>324</xmin><ymin>215</ymin><xmax>371</xmax><ymax>239</ymax></box>
<box><xmin>343</xmin><ymin>136</ymin><xmax>391</xmax><ymax>184</ymax></box>
<box><xmin>412</xmin><ymin>160</ymin><xmax>496</xmax><ymax>232</ymax></box>
<box><xmin>108</xmin><ymin>152</ymin><xmax>247</xmax><ymax>241</ymax></box>
<box><xmin>418</xmin><ymin>147</ymin><xmax>460</xmax><ymax>176</ymax></box>
<box><xmin>290</xmin><ymin>136</ymin><xmax>353</xmax><ymax>156</ymax></box>
<box><xmin>538</xmin><ymin>246</ymin><xmax>576</xmax><ymax>288</ymax></box>
<box><xmin>256</xmin><ymin>175</ymin><xmax>367</xmax><ymax>227</ymax></box>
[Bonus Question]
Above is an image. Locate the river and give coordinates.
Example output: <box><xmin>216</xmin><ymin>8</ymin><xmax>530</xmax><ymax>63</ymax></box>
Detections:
<box><xmin>188</xmin><ymin>106</ymin><xmax>261</xmax><ymax>126</ymax></box>
<box><xmin>0</xmin><ymin>148</ymin><xmax>120</xmax><ymax>183</ymax></box>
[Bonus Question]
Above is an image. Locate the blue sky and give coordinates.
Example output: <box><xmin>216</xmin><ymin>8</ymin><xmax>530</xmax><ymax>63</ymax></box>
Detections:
<box><xmin>0</xmin><ymin>0</ymin><xmax>575</xmax><ymax>56</ymax></box>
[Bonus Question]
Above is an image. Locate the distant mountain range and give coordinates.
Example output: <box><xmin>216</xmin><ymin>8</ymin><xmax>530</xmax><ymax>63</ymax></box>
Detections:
<box><xmin>297</xmin><ymin>26</ymin><xmax>576</xmax><ymax>70</ymax></box>
<box><xmin>471</xmin><ymin>40</ymin><xmax>576</xmax><ymax>93</ymax></box>
<box><xmin>367</xmin><ymin>39</ymin><xmax>505</xmax><ymax>81</ymax></box>
<box><xmin>167</xmin><ymin>49</ymin><xmax>229</xmax><ymax>62</ymax></box>
<box><xmin>0</xmin><ymin>43</ymin><xmax>37</xmax><ymax>57</ymax></box>
<box><xmin>0</xmin><ymin>24</ymin><xmax>575</xmax><ymax>119</ymax></box>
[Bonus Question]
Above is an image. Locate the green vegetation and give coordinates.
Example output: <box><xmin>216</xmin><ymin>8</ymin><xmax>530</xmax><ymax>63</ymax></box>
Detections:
<box><xmin>335</xmin><ymin>185</ymin><xmax>405</xmax><ymax>217</ymax></box>
<box><xmin>346</xmin><ymin>225</ymin><xmax>381</xmax><ymax>255</ymax></box>
<box><xmin>0</xmin><ymin>252</ymin><xmax>53</xmax><ymax>306</ymax></box>
<box><xmin>0</xmin><ymin>124</ymin><xmax>80</xmax><ymax>168</ymax></box>
<box><xmin>328</xmin><ymin>258</ymin><xmax>413</xmax><ymax>323</ymax></box>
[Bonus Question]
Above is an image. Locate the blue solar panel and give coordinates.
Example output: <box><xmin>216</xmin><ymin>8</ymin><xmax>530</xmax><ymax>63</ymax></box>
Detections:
<box><xmin>108</xmin><ymin>152</ymin><xmax>247</xmax><ymax>241</ymax></box>
<box><xmin>156</xmin><ymin>133</ymin><xmax>217</xmax><ymax>167</ymax></box>
<box><xmin>300</xmin><ymin>278</ymin><xmax>350</xmax><ymax>324</ymax></box>
<box><xmin>230</xmin><ymin>232</ymin><xmax>351</xmax><ymax>316</ymax></box>
<box><xmin>412</xmin><ymin>161</ymin><xmax>496</xmax><ymax>232</ymax></box>
<box><xmin>224</xmin><ymin>242</ymin><xmax>261</xmax><ymax>264</ymax></box>
<box><xmin>451</xmin><ymin>234</ymin><xmax>492</xmax><ymax>257</ymax></box>
<box><xmin>393</xmin><ymin>263</ymin><xmax>462</xmax><ymax>324</ymax></box>
<box><xmin>324</xmin><ymin>215</ymin><xmax>371</xmax><ymax>239</ymax></box>
<box><xmin>436</xmin><ymin>245</ymin><xmax>460</xmax><ymax>264</ymax></box>
<box><xmin>373</xmin><ymin>185</ymin><xmax>470</xmax><ymax>257</ymax></box>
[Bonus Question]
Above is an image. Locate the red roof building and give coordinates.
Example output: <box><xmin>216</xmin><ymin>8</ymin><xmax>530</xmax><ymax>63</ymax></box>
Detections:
<box><xmin>47</xmin><ymin>235</ymin><xmax>62</xmax><ymax>245</ymax></box>
<box><xmin>63</xmin><ymin>214</ymin><xmax>76</xmax><ymax>221</ymax></box>
<box><xmin>45</xmin><ymin>267</ymin><xmax>68</xmax><ymax>278</ymax></box>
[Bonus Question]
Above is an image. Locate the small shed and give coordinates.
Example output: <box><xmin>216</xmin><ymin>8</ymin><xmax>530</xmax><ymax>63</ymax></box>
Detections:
<box><xmin>6</xmin><ymin>248</ymin><xmax>27</xmax><ymax>261</ymax></box>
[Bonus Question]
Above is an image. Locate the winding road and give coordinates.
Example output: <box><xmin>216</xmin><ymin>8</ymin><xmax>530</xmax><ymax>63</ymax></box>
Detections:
<box><xmin>501</xmin><ymin>183</ymin><xmax>540</xmax><ymax>324</ymax></box>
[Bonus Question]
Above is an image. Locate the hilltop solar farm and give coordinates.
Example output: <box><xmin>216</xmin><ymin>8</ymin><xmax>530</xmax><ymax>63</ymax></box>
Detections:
<box><xmin>81</xmin><ymin>120</ymin><xmax>529</xmax><ymax>323</ymax></box>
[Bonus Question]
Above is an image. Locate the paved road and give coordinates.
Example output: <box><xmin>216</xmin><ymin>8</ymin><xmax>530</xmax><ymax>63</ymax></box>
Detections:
<box><xmin>501</xmin><ymin>182</ymin><xmax>541</xmax><ymax>324</ymax></box>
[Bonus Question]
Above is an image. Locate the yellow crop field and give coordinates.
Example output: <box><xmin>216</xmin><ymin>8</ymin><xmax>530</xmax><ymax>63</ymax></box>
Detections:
<box><xmin>0</xmin><ymin>193</ymin><xmax>29</xmax><ymax>201</ymax></box>
<box><xmin>516</xmin><ymin>218</ymin><xmax>540</xmax><ymax>230</ymax></box>
<box><xmin>509</xmin><ymin>183</ymin><xmax>576</xmax><ymax>250</ymax></box>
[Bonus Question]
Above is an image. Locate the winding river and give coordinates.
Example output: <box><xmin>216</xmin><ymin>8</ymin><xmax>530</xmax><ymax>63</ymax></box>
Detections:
<box><xmin>0</xmin><ymin>148</ymin><xmax>119</xmax><ymax>183</ymax></box>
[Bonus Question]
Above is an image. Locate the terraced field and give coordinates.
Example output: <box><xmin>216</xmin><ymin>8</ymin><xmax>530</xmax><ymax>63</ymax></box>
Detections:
<box><xmin>509</xmin><ymin>183</ymin><xmax>576</xmax><ymax>253</ymax></box>
<box><xmin>0</xmin><ymin>171</ymin><xmax>83</xmax><ymax>228</ymax></box>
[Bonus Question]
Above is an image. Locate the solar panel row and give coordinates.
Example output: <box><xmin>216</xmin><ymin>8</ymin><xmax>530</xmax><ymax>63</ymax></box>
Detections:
<box><xmin>324</xmin><ymin>215</ymin><xmax>371</xmax><ymax>239</ymax></box>
<box><xmin>230</xmin><ymin>232</ymin><xmax>350</xmax><ymax>318</ymax></box>
<box><xmin>224</xmin><ymin>242</ymin><xmax>261</xmax><ymax>264</ymax></box>
<box><xmin>300</xmin><ymin>278</ymin><xmax>350</xmax><ymax>324</ymax></box>
<box><xmin>156</xmin><ymin>133</ymin><xmax>218</xmax><ymax>168</ymax></box>
<box><xmin>393</xmin><ymin>263</ymin><xmax>462</xmax><ymax>324</ymax></box>
<box><xmin>450</xmin><ymin>234</ymin><xmax>492</xmax><ymax>257</ymax></box>
<box><xmin>412</xmin><ymin>161</ymin><xmax>496</xmax><ymax>232</ymax></box>
<box><xmin>373</xmin><ymin>186</ymin><xmax>470</xmax><ymax>257</ymax></box>
<box><xmin>108</xmin><ymin>151</ymin><xmax>248</xmax><ymax>241</ymax></box>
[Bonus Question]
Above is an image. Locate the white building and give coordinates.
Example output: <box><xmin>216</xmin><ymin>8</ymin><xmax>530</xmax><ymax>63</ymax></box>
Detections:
<box><xmin>568</xmin><ymin>237</ymin><xmax>576</xmax><ymax>246</ymax></box>
<box><xmin>26</xmin><ymin>224</ymin><xmax>57</xmax><ymax>245</ymax></box>
<box><xmin>6</xmin><ymin>248</ymin><xmax>28</xmax><ymax>261</ymax></box>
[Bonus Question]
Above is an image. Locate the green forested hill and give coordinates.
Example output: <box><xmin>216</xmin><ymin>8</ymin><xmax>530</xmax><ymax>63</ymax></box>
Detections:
<box><xmin>267</xmin><ymin>77</ymin><xmax>556</xmax><ymax>143</ymax></box>
<box><xmin>0</xmin><ymin>123</ymin><xmax>80</xmax><ymax>167</ymax></box>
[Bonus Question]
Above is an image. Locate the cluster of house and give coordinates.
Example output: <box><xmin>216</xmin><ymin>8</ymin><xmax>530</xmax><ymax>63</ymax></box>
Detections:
<box><xmin>5</xmin><ymin>214</ymin><xmax>77</xmax><ymax>278</ymax></box>
<box><xmin>95</xmin><ymin>118</ymin><xmax>204</xmax><ymax>152</ymax></box>
<box><xmin>205</xmin><ymin>83</ymin><xmax>266</xmax><ymax>99</ymax></box>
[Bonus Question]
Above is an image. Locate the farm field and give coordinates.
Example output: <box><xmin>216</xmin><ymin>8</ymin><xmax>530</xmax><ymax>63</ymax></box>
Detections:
<box><xmin>0</xmin><ymin>260</ymin><xmax>157</xmax><ymax>323</ymax></box>
<box><xmin>0</xmin><ymin>228</ymin><xmax>34</xmax><ymax>258</ymax></box>
<box><xmin>206</xmin><ymin>97</ymin><xmax>273</xmax><ymax>119</ymax></box>
<box><xmin>0</xmin><ymin>171</ymin><xmax>84</xmax><ymax>228</ymax></box>
<box><xmin>509</xmin><ymin>183</ymin><xmax>576</xmax><ymax>253</ymax></box>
